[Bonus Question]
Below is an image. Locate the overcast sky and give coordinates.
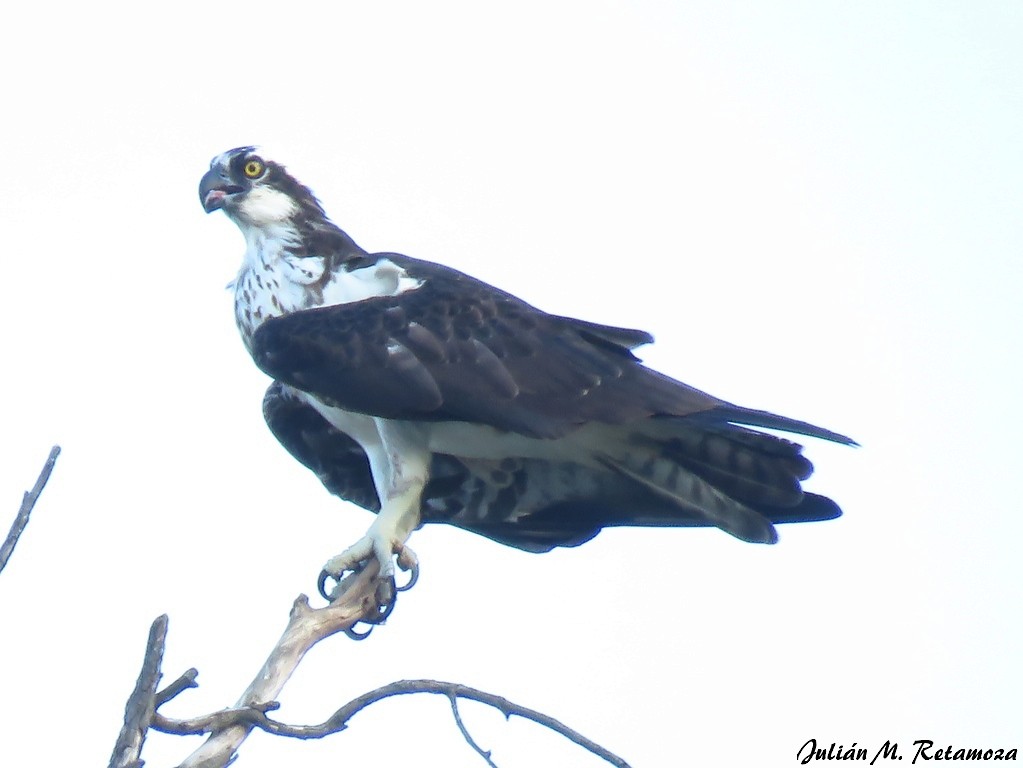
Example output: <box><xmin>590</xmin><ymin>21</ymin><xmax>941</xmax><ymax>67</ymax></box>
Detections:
<box><xmin>1</xmin><ymin>2</ymin><xmax>1020</xmax><ymax>766</ymax></box>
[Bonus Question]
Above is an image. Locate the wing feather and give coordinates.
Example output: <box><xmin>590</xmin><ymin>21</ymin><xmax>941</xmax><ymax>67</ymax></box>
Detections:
<box><xmin>252</xmin><ymin>255</ymin><xmax>727</xmax><ymax>438</ymax></box>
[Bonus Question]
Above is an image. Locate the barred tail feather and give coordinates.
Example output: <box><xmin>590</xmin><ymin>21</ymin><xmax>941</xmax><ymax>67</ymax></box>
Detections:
<box><xmin>596</xmin><ymin>415</ymin><xmax>843</xmax><ymax>543</ymax></box>
<box><xmin>597</xmin><ymin>452</ymin><xmax>778</xmax><ymax>543</ymax></box>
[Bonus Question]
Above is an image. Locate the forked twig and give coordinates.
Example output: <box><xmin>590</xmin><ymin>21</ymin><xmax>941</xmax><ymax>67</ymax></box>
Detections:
<box><xmin>154</xmin><ymin>678</ymin><xmax>630</xmax><ymax>767</ymax></box>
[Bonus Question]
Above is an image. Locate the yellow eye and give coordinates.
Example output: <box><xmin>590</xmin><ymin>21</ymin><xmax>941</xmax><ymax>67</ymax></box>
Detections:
<box><xmin>243</xmin><ymin>159</ymin><xmax>265</xmax><ymax>178</ymax></box>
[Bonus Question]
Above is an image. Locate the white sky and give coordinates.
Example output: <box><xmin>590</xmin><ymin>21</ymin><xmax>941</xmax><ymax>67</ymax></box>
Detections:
<box><xmin>1</xmin><ymin>2</ymin><xmax>1020</xmax><ymax>766</ymax></box>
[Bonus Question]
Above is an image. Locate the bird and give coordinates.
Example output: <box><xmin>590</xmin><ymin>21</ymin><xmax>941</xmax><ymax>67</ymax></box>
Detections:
<box><xmin>199</xmin><ymin>145</ymin><xmax>855</xmax><ymax>606</ymax></box>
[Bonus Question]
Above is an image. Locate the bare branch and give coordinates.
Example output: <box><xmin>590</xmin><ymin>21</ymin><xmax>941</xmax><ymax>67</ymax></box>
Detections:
<box><xmin>154</xmin><ymin>676</ymin><xmax>630</xmax><ymax>766</ymax></box>
<box><xmin>138</xmin><ymin>559</ymin><xmax>629</xmax><ymax>767</ymax></box>
<box><xmin>156</xmin><ymin>668</ymin><xmax>200</xmax><ymax>707</ymax></box>
<box><xmin>173</xmin><ymin>560</ymin><xmax>386</xmax><ymax>768</ymax></box>
<box><xmin>116</xmin><ymin>560</ymin><xmax>629</xmax><ymax>767</ymax></box>
<box><xmin>321</xmin><ymin>680</ymin><xmax>632</xmax><ymax>767</ymax></box>
<box><xmin>0</xmin><ymin>445</ymin><xmax>60</xmax><ymax>576</ymax></box>
<box><xmin>449</xmin><ymin>693</ymin><xmax>499</xmax><ymax>768</ymax></box>
<box><xmin>109</xmin><ymin>615</ymin><xmax>169</xmax><ymax>768</ymax></box>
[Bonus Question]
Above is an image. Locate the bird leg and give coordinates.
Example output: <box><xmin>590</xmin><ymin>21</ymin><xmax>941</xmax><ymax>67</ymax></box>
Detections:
<box><xmin>316</xmin><ymin>420</ymin><xmax>429</xmax><ymax>639</ymax></box>
<box><xmin>317</xmin><ymin>490</ymin><xmax>422</xmax><ymax>638</ymax></box>
<box><xmin>319</xmin><ymin>425</ymin><xmax>427</xmax><ymax>596</ymax></box>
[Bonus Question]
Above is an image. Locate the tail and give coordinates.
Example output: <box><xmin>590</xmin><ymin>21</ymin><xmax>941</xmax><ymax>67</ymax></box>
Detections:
<box><xmin>597</xmin><ymin>408</ymin><xmax>851</xmax><ymax>543</ymax></box>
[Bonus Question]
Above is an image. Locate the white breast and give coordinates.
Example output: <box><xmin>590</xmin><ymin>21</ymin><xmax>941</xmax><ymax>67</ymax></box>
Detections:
<box><xmin>233</xmin><ymin>230</ymin><xmax>311</xmax><ymax>348</ymax></box>
<box><xmin>233</xmin><ymin>223</ymin><xmax>424</xmax><ymax>349</ymax></box>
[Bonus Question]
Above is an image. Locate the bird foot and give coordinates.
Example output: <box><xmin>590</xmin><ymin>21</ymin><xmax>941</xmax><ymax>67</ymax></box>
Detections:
<box><xmin>321</xmin><ymin>521</ymin><xmax>420</xmax><ymax>579</ymax></box>
<box><xmin>317</xmin><ymin>543</ymin><xmax>419</xmax><ymax>640</ymax></box>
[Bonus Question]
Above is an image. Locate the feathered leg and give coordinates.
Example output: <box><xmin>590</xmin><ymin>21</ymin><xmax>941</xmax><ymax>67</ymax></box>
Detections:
<box><xmin>320</xmin><ymin>420</ymin><xmax>428</xmax><ymax>602</ymax></box>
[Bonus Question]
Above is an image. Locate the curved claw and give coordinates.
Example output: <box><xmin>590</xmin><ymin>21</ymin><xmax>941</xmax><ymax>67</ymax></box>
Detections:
<box><xmin>344</xmin><ymin>624</ymin><xmax>373</xmax><ymax>641</ymax></box>
<box><xmin>317</xmin><ymin>568</ymin><xmax>340</xmax><ymax>602</ymax></box>
<box><xmin>318</xmin><ymin>556</ymin><xmax>419</xmax><ymax>602</ymax></box>
<box><xmin>396</xmin><ymin>561</ymin><xmax>419</xmax><ymax>592</ymax></box>
<box><xmin>317</xmin><ymin>556</ymin><xmax>417</xmax><ymax>641</ymax></box>
<box><xmin>317</xmin><ymin>567</ymin><xmax>398</xmax><ymax>643</ymax></box>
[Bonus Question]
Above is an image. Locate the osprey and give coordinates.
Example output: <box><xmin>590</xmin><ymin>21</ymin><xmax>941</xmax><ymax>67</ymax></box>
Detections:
<box><xmin>200</xmin><ymin>146</ymin><xmax>854</xmax><ymax>601</ymax></box>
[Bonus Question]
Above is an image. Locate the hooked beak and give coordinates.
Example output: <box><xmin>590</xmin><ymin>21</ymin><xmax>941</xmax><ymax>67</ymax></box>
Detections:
<box><xmin>199</xmin><ymin>167</ymin><xmax>245</xmax><ymax>213</ymax></box>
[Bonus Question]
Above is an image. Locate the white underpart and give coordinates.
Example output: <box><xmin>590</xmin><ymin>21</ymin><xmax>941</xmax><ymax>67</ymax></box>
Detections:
<box><xmin>303</xmin><ymin>393</ymin><xmax>587</xmax><ymax>580</ymax></box>
<box><xmin>432</xmin><ymin>419</ymin><xmax>641</xmax><ymax>467</ymax></box>
<box><xmin>231</xmin><ymin>224</ymin><xmax>311</xmax><ymax>347</ymax></box>
<box><xmin>302</xmin><ymin>398</ymin><xmax>643</xmax><ymax>577</ymax></box>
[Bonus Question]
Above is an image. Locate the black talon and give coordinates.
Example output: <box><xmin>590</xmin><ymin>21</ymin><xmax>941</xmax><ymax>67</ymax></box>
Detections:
<box><xmin>318</xmin><ymin>558</ymin><xmax>373</xmax><ymax>602</ymax></box>
<box><xmin>396</xmin><ymin>562</ymin><xmax>419</xmax><ymax>592</ymax></box>
<box><xmin>317</xmin><ymin>559</ymin><xmax>414</xmax><ymax>640</ymax></box>
<box><xmin>317</xmin><ymin>568</ymin><xmax>337</xmax><ymax>602</ymax></box>
<box><xmin>344</xmin><ymin>624</ymin><xmax>373</xmax><ymax>641</ymax></box>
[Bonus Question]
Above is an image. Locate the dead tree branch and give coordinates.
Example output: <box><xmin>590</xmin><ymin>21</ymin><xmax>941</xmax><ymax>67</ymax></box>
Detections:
<box><xmin>449</xmin><ymin>693</ymin><xmax>499</xmax><ymax>768</ymax></box>
<box><xmin>172</xmin><ymin>560</ymin><xmax>388</xmax><ymax>768</ymax></box>
<box><xmin>154</xmin><ymin>678</ymin><xmax>630</xmax><ymax>767</ymax></box>
<box><xmin>0</xmin><ymin>445</ymin><xmax>60</xmax><ymax>576</ymax></box>
<box><xmin>109</xmin><ymin>615</ymin><xmax>169</xmax><ymax>768</ymax></box>
<box><xmin>115</xmin><ymin>559</ymin><xmax>630</xmax><ymax>767</ymax></box>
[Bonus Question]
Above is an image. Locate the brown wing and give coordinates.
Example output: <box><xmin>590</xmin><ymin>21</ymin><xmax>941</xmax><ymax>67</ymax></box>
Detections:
<box><xmin>251</xmin><ymin>255</ymin><xmax>730</xmax><ymax>438</ymax></box>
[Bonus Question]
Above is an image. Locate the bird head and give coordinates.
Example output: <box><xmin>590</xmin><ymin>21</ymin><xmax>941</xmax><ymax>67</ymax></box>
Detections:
<box><xmin>199</xmin><ymin>146</ymin><xmax>326</xmax><ymax>226</ymax></box>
